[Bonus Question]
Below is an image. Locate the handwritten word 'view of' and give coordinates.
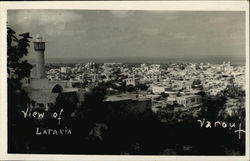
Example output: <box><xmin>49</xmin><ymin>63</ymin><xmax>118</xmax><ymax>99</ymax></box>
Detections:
<box><xmin>21</xmin><ymin>107</ymin><xmax>72</xmax><ymax>136</ymax></box>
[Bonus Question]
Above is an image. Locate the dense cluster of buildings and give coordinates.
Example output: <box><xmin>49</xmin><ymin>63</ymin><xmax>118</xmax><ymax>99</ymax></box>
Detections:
<box><xmin>44</xmin><ymin>59</ymin><xmax>244</xmax><ymax>109</ymax></box>
<box><xmin>25</xmin><ymin>34</ymin><xmax>245</xmax><ymax>116</ymax></box>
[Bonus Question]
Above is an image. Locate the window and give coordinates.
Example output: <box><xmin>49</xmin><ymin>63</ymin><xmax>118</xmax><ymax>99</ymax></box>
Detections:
<box><xmin>191</xmin><ymin>97</ymin><xmax>195</xmax><ymax>103</ymax></box>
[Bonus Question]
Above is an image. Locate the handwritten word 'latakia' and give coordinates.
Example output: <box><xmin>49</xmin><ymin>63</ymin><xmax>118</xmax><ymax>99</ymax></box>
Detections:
<box><xmin>36</xmin><ymin>127</ymin><xmax>72</xmax><ymax>135</ymax></box>
<box><xmin>197</xmin><ymin>118</ymin><xmax>245</xmax><ymax>139</ymax></box>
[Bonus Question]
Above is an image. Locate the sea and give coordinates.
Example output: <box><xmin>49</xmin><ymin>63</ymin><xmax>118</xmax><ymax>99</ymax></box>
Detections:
<box><xmin>27</xmin><ymin>56</ymin><xmax>246</xmax><ymax>66</ymax></box>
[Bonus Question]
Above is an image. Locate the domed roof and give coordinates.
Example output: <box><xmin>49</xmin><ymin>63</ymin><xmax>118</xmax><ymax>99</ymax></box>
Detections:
<box><xmin>35</xmin><ymin>33</ymin><xmax>43</xmax><ymax>42</ymax></box>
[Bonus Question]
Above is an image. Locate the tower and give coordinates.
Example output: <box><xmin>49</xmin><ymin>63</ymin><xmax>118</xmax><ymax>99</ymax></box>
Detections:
<box><xmin>33</xmin><ymin>34</ymin><xmax>46</xmax><ymax>79</ymax></box>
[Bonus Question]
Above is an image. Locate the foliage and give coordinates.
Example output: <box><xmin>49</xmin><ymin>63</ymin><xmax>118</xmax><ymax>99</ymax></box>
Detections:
<box><xmin>200</xmin><ymin>95</ymin><xmax>227</xmax><ymax>121</ymax></box>
<box><xmin>7</xmin><ymin>27</ymin><xmax>33</xmax><ymax>152</ymax></box>
<box><xmin>192</xmin><ymin>79</ymin><xmax>203</xmax><ymax>89</ymax></box>
<box><xmin>7</xmin><ymin>27</ymin><xmax>33</xmax><ymax>119</ymax></box>
<box><xmin>81</xmin><ymin>85</ymin><xmax>107</xmax><ymax>122</ymax></box>
<box><xmin>7</xmin><ymin>27</ymin><xmax>33</xmax><ymax>82</ymax></box>
<box><xmin>160</xmin><ymin>92</ymin><xmax>169</xmax><ymax>98</ymax></box>
<box><xmin>126</xmin><ymin>84</ymin><xmax>136</xmax><ymax>92</ymax></box>
<box><xmin>137</xmin><ymin>83</ymin><xmax>149</xmax><ymax>91</ymax></box>
<box><xmin>222</xmin><ymin>84</ymin><xmax>245</xmax><ymax>99</ymax></box>
<box><xmin>195</xmin><ymin>91</ymin><xmax>206</xmax><ymax>97</ymax></box>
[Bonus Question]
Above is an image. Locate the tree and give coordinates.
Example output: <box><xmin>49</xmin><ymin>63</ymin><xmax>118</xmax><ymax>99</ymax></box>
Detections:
<box><xmin>195</xmin><ymin>91</ymin><xmax>206</xmax><ymax>97</ymax></box>
<box><xmin>8</xmin><ymin>27</ymin><xmax>33</xmax><ymax>81</ymax></box>
<box><xmin>223</xmin><ymin>84</ymin><xmax>245</xmax><ymax>99</ymax></box>
<box><xmin>138</xmin><ymin>83</ymin><xmax>149</xmax><ymax>91</ymax></box>
<box><xmin>7</xmin><ymin>27</ymin><xmax>33</xmax><ymax>119</ymax></box>
<box><xmin>200</xmin><ymin>95</ymin><xmax>226</xmax><ymax>121</ymax></box>
<box><xmin>7</xmin><ymin>27</ymin><xmax>33</xmax><ymax>152</ymax></box>
<box><xmin>82</xmin><ymin>85</ymin><xmax>107</xmax><ymax>122</ymax></box>
<box><xmin>126</xmin><ymin>84</ymin><xmax>136</xmax><ymax>92</ymax></box>
<box><xmin>192</xmin><ymin>79</ymin><xmax>203</xmax><ymax>89</ymax></box>
<box><xmin>160</xmin><ymin>92</ymin><xmax>169</xmax><ymax>98</ymax></box>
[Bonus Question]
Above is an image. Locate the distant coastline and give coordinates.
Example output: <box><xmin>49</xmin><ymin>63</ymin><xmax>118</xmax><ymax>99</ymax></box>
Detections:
<box><xmin>27</xmin><ymin>56</ymin><xmax>245</xmax><ymax>66</ymax></box>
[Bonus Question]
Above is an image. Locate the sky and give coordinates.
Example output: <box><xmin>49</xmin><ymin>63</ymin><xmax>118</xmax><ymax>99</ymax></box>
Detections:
<box><xmin>7</xmin><ymin>10</ymin><xmax>245</xmax><ymax>62</ymax></box>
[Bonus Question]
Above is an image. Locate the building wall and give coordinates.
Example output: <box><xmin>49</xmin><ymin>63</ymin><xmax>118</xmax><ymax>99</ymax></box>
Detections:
<box><xmin>29</xmin><ymin>78</ymin><xmax>68</xmax><ymax>90</ymax></box>
<box><xmin>125</xmin><ymin>78</ymin><xmax>139</xmax><ymax>86</ymax></box>
<box><xmin>28</xmin><ymin>89</ymin><xmax>58</xmax><ymax>105</ymax></box>
<box><xmin>152</xmin><ymin>86</ymin><xmax>166</xmax><ymax>94</ymax></box>
<box><xmin>176</xmin><ymin>95</ymin><xmax>202</xmax><ymax>107</ymax></box>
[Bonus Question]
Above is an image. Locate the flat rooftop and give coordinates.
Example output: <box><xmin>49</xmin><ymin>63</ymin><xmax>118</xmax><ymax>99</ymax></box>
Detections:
<box><xmin>104</xmin><ymin>93</ymin><xmax>149</xmax><ymax>102</ymax></box>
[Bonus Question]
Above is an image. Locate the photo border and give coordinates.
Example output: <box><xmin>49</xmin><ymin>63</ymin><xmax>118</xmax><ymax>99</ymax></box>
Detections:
<box><xmin>0</xmin><ymin>1</ymin><xmax>249</xmax><ymax>160</ymax></box>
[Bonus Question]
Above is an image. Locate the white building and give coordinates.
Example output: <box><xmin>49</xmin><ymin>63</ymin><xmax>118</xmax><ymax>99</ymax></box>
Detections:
<box><xmin>176</xmin><ymin>95</ymin><xmax>202</xmax><ymax>107</ymax></box>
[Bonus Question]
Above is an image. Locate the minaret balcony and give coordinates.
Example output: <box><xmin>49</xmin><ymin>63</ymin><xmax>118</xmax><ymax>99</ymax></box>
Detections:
<box><xmin>34</xmin><ymin>42</ymin><xmax>45</xmax><ymax>51</ymax></box>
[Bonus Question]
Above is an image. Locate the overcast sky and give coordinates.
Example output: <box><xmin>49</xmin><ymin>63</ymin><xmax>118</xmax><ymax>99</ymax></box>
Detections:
<box><xmin>7</xmin><ymin>10</ymin><xmax>245</xmax><ymax>61</ymax></box>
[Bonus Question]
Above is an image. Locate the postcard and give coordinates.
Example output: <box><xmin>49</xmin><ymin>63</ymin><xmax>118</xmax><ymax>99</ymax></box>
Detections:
<box><xmin>0</xmin><ymin>1</ymin><xmax>249</xmax><ymax>161</ymax></box>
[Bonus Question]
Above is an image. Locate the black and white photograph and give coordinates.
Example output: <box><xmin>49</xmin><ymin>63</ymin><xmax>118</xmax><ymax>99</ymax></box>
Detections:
<box><xmin>0</xmin><ymin>1</ymin><xmax>249</xmax><ymax>160</ymax></box>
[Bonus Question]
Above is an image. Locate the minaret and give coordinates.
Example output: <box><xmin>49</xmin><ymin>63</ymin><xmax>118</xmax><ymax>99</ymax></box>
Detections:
<box><xmin>33</xmin><ymin>34</ymin><xmax>46</xmax><ymax>79</ymax></box>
